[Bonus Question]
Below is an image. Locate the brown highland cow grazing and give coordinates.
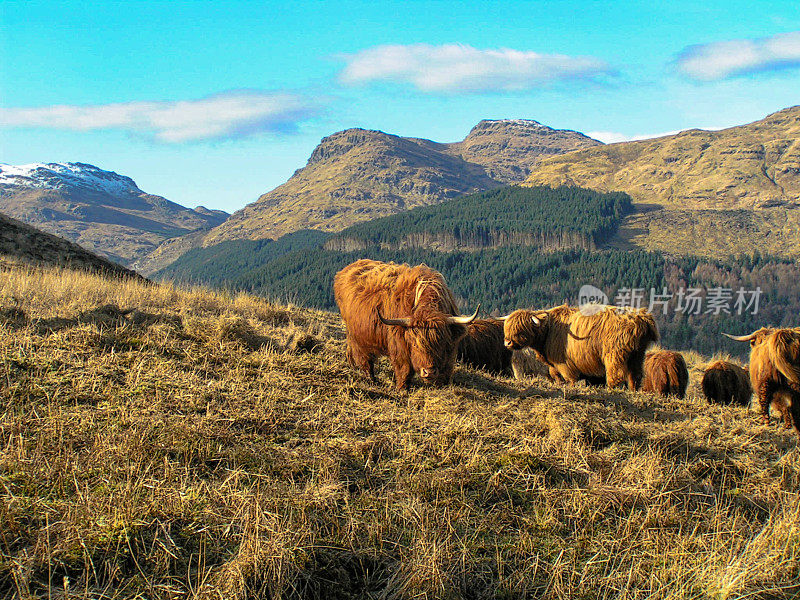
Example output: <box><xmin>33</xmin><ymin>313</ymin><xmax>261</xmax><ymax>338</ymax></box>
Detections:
<box><xmin>642</xmin><ymin>350</ymin><xmax>689</xmax><ymax>398</ymax></box>
<box><xmin>334</xmin><ymin>259</ymin><xmax>478</xmax><ymax>390</ymax></box>
<box><xmin>458</xmin><ymin>318</ymin><xmax>512</xmax><ymax>375</ymax></box>
<box><xmin>502</xmin><ymin>304</ymin><xmax>658</xmax><ymax>389</ymax></box>
<box><xmin>701</xmin><ymin>361</ymin><xmax>751</xmax><ymax>406</ymax></box>
<box><xmin>725</xmin><ymin>328</ymin><xmax>800</xmax><ymax>434</ymax></box>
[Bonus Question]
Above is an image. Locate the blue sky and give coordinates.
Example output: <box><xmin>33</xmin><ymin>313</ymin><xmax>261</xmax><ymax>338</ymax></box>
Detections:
<box><xmin>1</xmin><ymin>0</ymin><xmax>800</xmax><ymax>212</ymax></box>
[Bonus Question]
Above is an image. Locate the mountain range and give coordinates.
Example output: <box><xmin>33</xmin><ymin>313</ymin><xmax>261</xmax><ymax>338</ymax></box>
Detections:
<box><xmin>202</xmin><ymin>119</ymin><xmax>601</xmax><ymax>245</ymax></box>
<box><xmin>0</xmin><ymin>162</ymin><xmax>228</xmax><ymax>268</ymax></box>
<box><xmin>4</xmin><ymin>106</ymin><xmax>800</xmax><ymax>276</ymax></box>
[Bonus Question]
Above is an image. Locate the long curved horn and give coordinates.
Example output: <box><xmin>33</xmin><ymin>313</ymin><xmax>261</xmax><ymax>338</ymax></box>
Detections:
<box><xmin>722</xmin><ymin>332</ymin><xmax>757</xmax><ymax>342</ymax></box>
<box><xmin>446</xmin><ymin>304</ymin><xmax>480</xmax><ymax>325</ymax></box>
<box><xmin>377</xmin><ymin>307</ymin><xmax>412</xmax><ymax>327</ymax></box>
<box><xmin>568</xmin><ymin>330</ymin><xmax>590</xmax><ymax>341</ymax></box>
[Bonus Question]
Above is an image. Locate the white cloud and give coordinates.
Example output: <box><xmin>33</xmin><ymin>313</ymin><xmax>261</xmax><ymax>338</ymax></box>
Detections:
<box><xmin>587</xmin><ymin>127</ymin><xmax>723</xmax><ymax>144</ymax></box>
<box><xmin>676</xmin><ymin>31</ymin><xmax>800</xmax><ymax>80</ymax></box>
<box><xmin>0</xmin><ymin>90</ymin><xmax>317</xmax><ymax>142</ymax></box>
<box><xmin>338</xmin><ymin>43</ymin><xmax>610</xmax><ymax>93</ymax></box>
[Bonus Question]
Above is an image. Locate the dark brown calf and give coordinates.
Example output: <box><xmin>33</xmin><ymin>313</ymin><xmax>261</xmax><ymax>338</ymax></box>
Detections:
<box><xmin>642</xmin><ymin>350</ymin><xmax>689</xmax><ymax>398</ymax></box>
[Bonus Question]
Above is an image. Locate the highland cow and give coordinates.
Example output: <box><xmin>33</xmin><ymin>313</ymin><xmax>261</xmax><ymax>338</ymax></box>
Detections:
<box><xmin>642</xmin><ymin>350</ymin><xmax>689</xmax><ymax>398</ymax></box>
<box><xmin>458</xmin><ymin>318</ymin><xmax>512</xmax><ymax>375</ymax></box>
<box><xmin>700</xmin><ymin>360</ymin><xmax>751</xmax><ymax>407</ymax></box>
<box><xmin>334</xmin><ymin>259</ymin><xmax>478</xmax><ymax>390</ymax></box>
<box><xmin>502</xmin><ymin>304</ymin><xmax>658</xmax><ymax>389</ymax></box>
<box><xmin>725</xmin><ymin>328</ymin><xmax>800</xmax><ymax>434</ymax></box>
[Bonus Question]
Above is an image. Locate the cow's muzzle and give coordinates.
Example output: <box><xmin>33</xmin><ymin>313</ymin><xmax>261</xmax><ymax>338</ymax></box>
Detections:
<box><xmin>420</xmin><ymin>367</ymin><xmax>439</xmax><ymax>381</ymax></box>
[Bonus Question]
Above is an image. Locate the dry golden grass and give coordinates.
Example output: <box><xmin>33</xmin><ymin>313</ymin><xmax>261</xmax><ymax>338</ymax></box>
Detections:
<box><xmin>1</xmin><ymin>260</ymin><xmax>799</xmax><ymax>599</ymax></box>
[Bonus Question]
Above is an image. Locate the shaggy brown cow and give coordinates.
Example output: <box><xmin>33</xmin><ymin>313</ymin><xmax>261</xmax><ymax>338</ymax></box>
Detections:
<box><xmin>700</xmin><ymin>360</ymin><xmax>751</xmax><ymax>406</ymax></box>
<box><xmin>642</xmin><ymin>350</ymin><xmax>689</xmax><ymax>398</ymax></box>
<box><xmin>502</xmin><ymin>304</ymin><xmax>658</xmax><ymax>389</ymax></box>
<box><xmin>334</xmin><ymin>259</ymin><xmax>478</xmax><ymax>390</ymax></box>
<box><xmin>725</xmin><ymin>328</ymin><xmax>800</xmax><ymax>433</ymax></box>
<box><xmin>458</xmin><ymin>318</ymin><xmax>511</xmax><ymax>375</ymax></box>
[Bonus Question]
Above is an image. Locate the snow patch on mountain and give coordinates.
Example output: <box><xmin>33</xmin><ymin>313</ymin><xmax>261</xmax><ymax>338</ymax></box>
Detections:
<box><xmin>0</xmin><ymin>162</ymin><xmax>143</xmax><ymax>196</ymax></box>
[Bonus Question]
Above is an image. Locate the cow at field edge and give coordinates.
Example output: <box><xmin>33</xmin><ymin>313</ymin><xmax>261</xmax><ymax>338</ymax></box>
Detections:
<box><xmin>725</xmin><ymin>328</ymin><xmax>800</xmax><ymax>434</ymax></box>
<box><xmin>334</xmin><ymin>259</ymin><xmax>478</xmax><ymax>390</ymax></box>
<box><xmin>502</xmin><ymin>304</ymin><xmax>658</xmax><ymax>389</ymax></box>
<box><xmin>700</xmin><ymin>360</ymin><xmax>751</xmax><ymax>407</ymax></box>
<box><xmin>642</xmin><ymin>350</ymin><xmax>689</xmax><ymax>398</ymax></box>
<box><xmin>458</xmin><ymin>318</ymin><xmax>512</xmax><ymax>375</ymax></box>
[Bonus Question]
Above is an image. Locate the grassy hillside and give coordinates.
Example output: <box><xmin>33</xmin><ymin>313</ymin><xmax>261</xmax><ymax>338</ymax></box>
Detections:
<box><xmin>1</xmin><ymin>261</ymin><xmax>799</xmax><ymax>598</ymax></box>
<box><xmin>524</xmin><ymin>106</ymin><xmax>800</xmax><ymax>259</ymax></box>
<box><xmin>0</xmin><ymin>210</ymin><xmax>139</xmax><ymax>278</ymax></box>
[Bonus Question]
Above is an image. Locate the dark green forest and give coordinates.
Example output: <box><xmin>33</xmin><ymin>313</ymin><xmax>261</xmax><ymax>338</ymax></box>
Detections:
<box><xmin>158</xmin><ymin>186</ymin><xmax>800</xmax><ymax>358</ymax></box>
<box><xmin>159</xmin><ymin>229</ymin><xmax>330</xmax><ymax>288</ymax></box>
<box><xmin>325</xmin><ymin>185</ymin><xmax>633</xmax><ymax>250</ymax></box>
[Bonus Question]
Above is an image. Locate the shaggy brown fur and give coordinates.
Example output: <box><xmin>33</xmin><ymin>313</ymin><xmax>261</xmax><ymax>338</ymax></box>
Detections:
<box><xmin>701</xmin><ymin>361</ymin><xmax>752</xmax><ymax>407</ymax></box>
<box><xmin>730</xmin><ymin>328</ymin><xmax>800</xmax><ymax>434</ymax></box>
<box><xmin>503</xmin><ymin>304</ymin><xmax>658</xmax><ymax>390</ymax></box>
<box><xmin>333</xmin><ymin>259</ymin><xmax>472</xmax><ymax>390</ymax></box>
<box><xmin>458</xmin><ymin>319</ymin><xmax>511</xmax><ymax>375</ymax></box>
<box><xmin>642</xmin><ymin>350</ymin><xmax>689</xmax><ymax>398</ymax></box>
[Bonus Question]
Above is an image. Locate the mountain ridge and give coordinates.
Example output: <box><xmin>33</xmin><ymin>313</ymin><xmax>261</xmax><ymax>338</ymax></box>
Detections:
<box><xmin>523</xmin><ymin>106</ymin><xmax>800</xmax><ymax>258</ymax></box>
<box><xmin>0</xmin><ymin>162</ymin><xmax>229</xmax><ymax>268</ymax></box>
<box><xmin>201</xmin><ymin>119</ymin><xmax>602</xmax><ymax>245</ymax></box>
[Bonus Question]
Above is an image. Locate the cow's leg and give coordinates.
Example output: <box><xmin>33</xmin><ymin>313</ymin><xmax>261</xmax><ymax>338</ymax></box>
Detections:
<box><xmin>605</xmin><ymin>360</ymin><xmax>627</xmax><ymax>389</ymax></box>
<box><xmin>779</xmin><ymin>391</ymin><xmax>798</xmax><ymax>431</ymax></box>
<box><xmin>548</xmin><ymin>366</ymin><xmax>565</xmax><ymax>383</ymax></box>
<box><xmin>347</xmin><ymin>337</ymin><xmax>376</xmax><ymax>382</ymax></box>
<box><xmin>625</xmin><ymin>350</ymin><xmax>646</xmax><ymax>391</ymax></box>
<box><xmin>756</xmin><ymin>380</ymin><xmax>775</xmax><ymax>425</ymax></box>
<box><xmin>787</xmin><ymin>391</ymin><xmax>800</xmax><ymax>438</ymax></box>
<box><xmin>558</xmin><ymin>365</ymin><xmax>580</xmax><ymax>385</ymax></box>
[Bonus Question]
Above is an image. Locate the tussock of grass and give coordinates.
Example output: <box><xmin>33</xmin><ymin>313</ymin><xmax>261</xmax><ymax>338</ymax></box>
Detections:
<box><xmin>0</xmin><ymin>259</ymin><xmax>799</xmax><ymax>599</ymax></box>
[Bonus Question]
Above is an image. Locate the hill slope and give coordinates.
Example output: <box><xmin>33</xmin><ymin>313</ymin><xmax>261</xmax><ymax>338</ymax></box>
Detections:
<box><xmin>0</xmin><ymin>162</ymin><xmax>229</xmax><ymax>268</ymax></box>
<box><xmin>1</xmin><ymin>261</ymin><xmax>798</xmax><ymax>598</ymax></box>
<box><xmin>0</xmin><ymin>210</ymin><xmax>138</xmax><ymax>278</ymax></box>
<box><xmin>524</xmin><ymin>106</ymin><xmax>800</xmax><ymax>258</ymax></box>
<box><xmin>203</xmin><ymin>120</ymin><xmax>600</xmax><ymax>244</ymax></box>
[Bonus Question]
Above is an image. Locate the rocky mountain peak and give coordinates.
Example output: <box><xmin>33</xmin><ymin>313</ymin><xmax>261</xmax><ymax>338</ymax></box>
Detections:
<box><xmin>307</xmin><ymin>128</ymin><xmax>402</xmax><ymax>165</ymax></box>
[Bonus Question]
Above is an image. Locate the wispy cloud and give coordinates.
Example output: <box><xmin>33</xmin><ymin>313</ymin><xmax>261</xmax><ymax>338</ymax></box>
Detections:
<box><xmin>676</xmin><ymin>31</ymin><xmax>800</xmax><ymax>80</ymax></box>
<box><xmin>587</xmin><ymin>127</ymin><xmax>722</xmax><ymax>144</ymax></box>
<box><xmin>338</xmin><ymin>43</ymin><xmax>611</xmax><ymax>93</ymax></box>
<box><xmin>0</xmin><ymin>90</ymin><xmax>318</xmax><ymax>142</ymax></box>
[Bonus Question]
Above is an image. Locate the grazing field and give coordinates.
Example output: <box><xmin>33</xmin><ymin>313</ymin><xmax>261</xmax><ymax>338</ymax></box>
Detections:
<box><xmin>0</xmin><ymin>262</ymin><xmax>799</xmax><ymax>599</ymax></box>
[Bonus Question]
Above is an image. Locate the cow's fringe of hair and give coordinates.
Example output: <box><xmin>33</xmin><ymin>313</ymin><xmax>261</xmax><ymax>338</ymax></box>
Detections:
<box><xmin>769</xmin><ymin>329</ymin><xmax>800</xmax><ymax>385</ymax></box>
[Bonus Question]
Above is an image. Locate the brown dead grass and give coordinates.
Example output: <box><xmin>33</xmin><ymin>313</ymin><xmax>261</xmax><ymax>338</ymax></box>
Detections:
<box><xmin>0</xmin><ymin>259</ymin><xmax>798</xmax><ymax>599</ymax></box>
